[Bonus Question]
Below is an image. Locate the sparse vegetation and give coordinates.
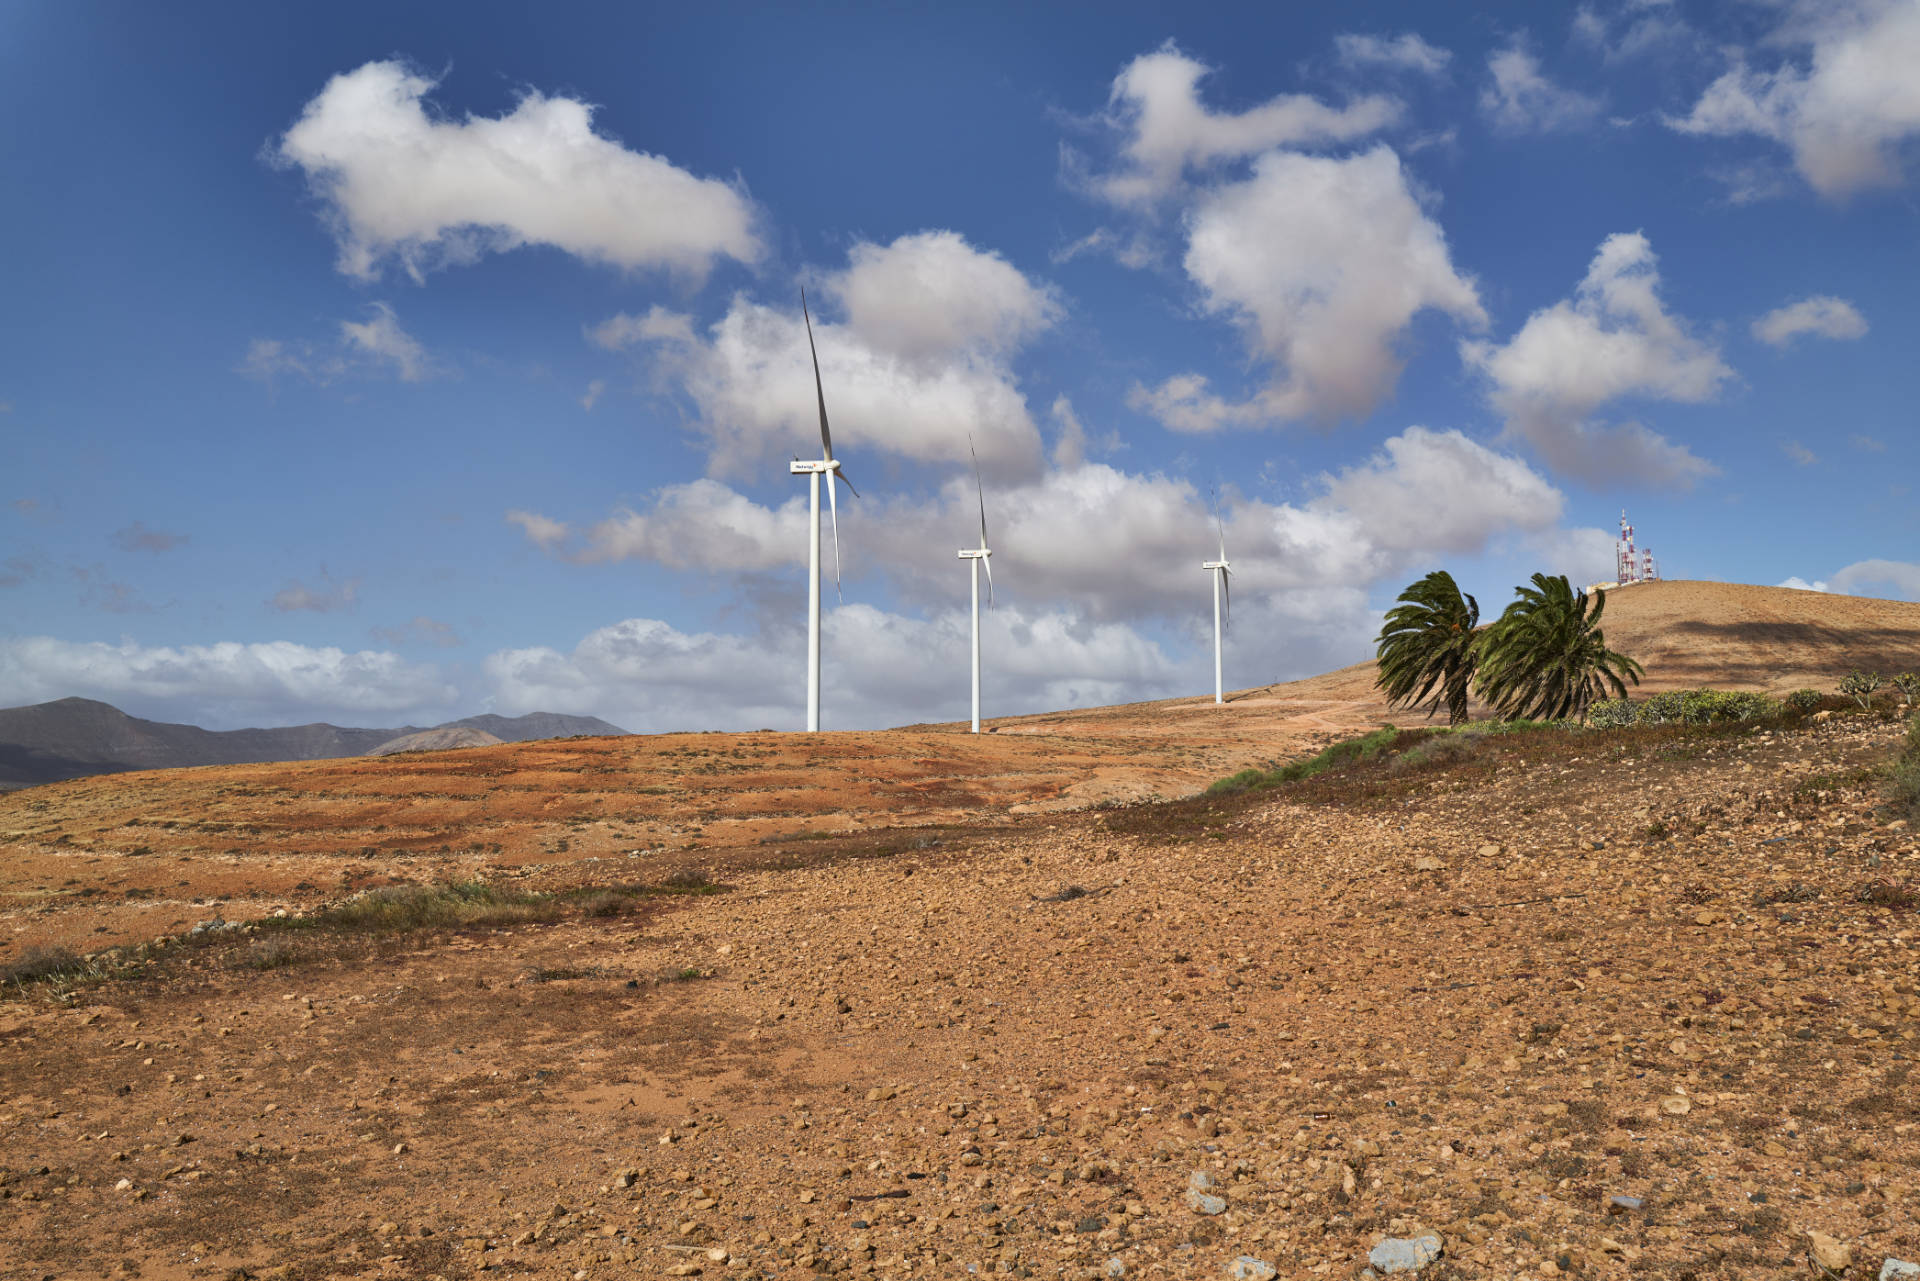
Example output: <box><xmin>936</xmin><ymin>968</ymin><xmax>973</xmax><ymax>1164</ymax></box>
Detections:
<box><xmin>1894</xmin><ymin>672</ymin><xmax>1920</xmax><ymax>708</ymax></box>
<box><xmin>1840</xmin><ymin>670</ymin><xmax>1884</xmax><ymax>710</ymax></box>
<box><xmin>1592</xmin><ymin>689</ymin><xmax>1781</xmax><ymax>727</ymax></box>
<box><xmin>1886</xmin><ymin>712</ymin><xmax>1920</xmax><ymax>826</ymax></box>
<box><xmin>1784</xmin><ymin>688</ymin><xmax>1824</xmax><ymax>714</ymax></box>
<box><xmin>1207</xmin><ymin>725</ymin><xmax>1409</xmax><ymax>795</ymax></box>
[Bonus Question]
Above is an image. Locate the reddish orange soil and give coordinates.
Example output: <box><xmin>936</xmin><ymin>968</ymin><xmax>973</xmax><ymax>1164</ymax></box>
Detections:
<box><xmin>1</xmin><ymin>581</ymin><xmax>1917</xmax><ymax>1280</ymax></box>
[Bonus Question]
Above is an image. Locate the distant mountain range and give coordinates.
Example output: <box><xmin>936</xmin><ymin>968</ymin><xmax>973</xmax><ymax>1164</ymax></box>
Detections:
<box><xmin>0</xmin><ymin>698</ymin><xmax>627</xmax><ymax>789</ymax></box>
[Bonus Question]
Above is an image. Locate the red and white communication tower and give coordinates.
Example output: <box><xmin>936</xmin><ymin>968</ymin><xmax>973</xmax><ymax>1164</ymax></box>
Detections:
<box><xmin>1616</xmin><ymin>510</ymin><xmax>1660</xmax><ymax>585</ymax></box>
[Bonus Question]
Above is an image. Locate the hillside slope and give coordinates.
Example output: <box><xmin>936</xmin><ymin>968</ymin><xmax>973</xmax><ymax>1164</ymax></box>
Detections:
<box><xmin>0</xmin><ymin>698</ymin><xmax>628</xmax><ymax>789</ymax></box>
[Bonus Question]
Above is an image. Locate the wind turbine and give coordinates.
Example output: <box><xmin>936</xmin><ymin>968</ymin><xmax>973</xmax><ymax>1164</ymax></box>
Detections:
<box><xmin>1202</xmin><ymin>503</ymin><xmax>1231</xmax><ymax>705</ymax></box>
<box><xmin>791</xmin><ymin>289</ymin><xmax>856</xmax><ymax>732</ymax></box>
<box><xmin>957</xmin><ymin>437</ymin><xmax>994</xmax><ymax>733</ymax></box>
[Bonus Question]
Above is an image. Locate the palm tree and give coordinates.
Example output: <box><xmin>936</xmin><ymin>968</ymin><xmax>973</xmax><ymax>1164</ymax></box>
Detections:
<box><xmin>1475</xmin><ymin>573</ymin><xmax>1644</xmax><ymax>721</ymax></box>
<box><xmin>1375</xmin><ymin>571</ymin><xmax>1481</xmax><ymax>726</ymax></box>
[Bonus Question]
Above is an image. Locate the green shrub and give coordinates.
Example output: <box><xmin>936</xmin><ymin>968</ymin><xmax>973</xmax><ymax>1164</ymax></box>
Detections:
<box><xmin>1587</xmin><ymin>698</ymin><xmax>1637</xmax><ymax>729</ymax></box>
<box><xmin>1785</xmin><ymin>689</ymin><xmax>1823</xmax><ymax>714</ymax></box>
<box><xmin>1637</xmin><ymin>689</ymin><xmax>1779</xmax><ymax>726</ymax></box>
<box><xmin>1893</xmin><ymin>673</ymin><xmax>1920</xmax><ymax>708</ymax></box>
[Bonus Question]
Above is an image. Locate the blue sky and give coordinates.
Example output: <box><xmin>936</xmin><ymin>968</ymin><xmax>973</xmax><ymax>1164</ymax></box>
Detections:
<box><xmin>2</xmin><ymin>0</ymin><xmax>1916</xmax><ymax>731</ymax></box>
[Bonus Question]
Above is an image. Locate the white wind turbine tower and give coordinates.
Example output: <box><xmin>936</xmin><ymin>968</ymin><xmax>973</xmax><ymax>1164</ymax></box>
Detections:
<box><xmin>790</xmin><ymin>290</ymin><xmax>857</xmax><ymax>733</ymax></box>
<box><xmin>1202</xmin><ymin>503</ymin><xmax>1232</xmax><ymax>705</ymax></box>
<box><xmin>957</xmin><ymin>437</ymin><xmax>994</xmax><ymax>733</ymax></box>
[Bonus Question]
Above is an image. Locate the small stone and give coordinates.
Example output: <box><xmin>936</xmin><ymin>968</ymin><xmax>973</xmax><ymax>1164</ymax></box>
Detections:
<box><xmin>1186</xmin><ymin>1188</ymin><xmax>1227</xmax><ymax>1216</ymax></box>
<box><xmin>1411</xmin><ymin>856</ymin><xmax>1443</xmax><ymax>872</ymax></box>
<box><xmin>615</xmin><ymin>1168</ymin><xmax>637</xmax><ymax>1189</ymax></box>
<box><xmin>705</xmin><ymin>1247</ymin><xmax>730</xmax><ymax>1263</ymax></box>
<box><xmin>1808</xmin><ymin>1232</ymin><xmax>1851</xmax><ymax>1272</ymax></box>
<box><xmin>1880</xmin><ymin>1260</ymin><xmax>1920</xmax><ymax>1281</ymax></box>
<box><xmin>392</xmin><ymin>1142</ymin><xmax>408</xmax><ymax>1155</ymax></box>
<box><xmin>114</xmin><ymin>1178</ymin><xmax>133</xmax><ymax>1192</ymax></box>
<box><xmin>1607</xmin><ymin>1195</ymin><xmax>1643</xmax><ymax>1214</ymax></box>
<box><xmin>1659</xmin><ymin>1095</ymin><xmax>1691</xmax><ymax>1116</ymax></box>
<box><xmin>1226</xmin><ymin>1257</ymin><xmax>1277</xmax><ymax>1281</ymax></box>
<box><xmin>1368</xmin><ymin>1233</ymin><xmax>1444</xmax><ymax>1275</ymax></box>
<box><xmin>799</xmin><ymin>1189</ymin><xmax>816</xmax><ymax>1204</ymax></box>
<box><xmin>1104</xmin><ymin>1259</ymin><xmax>1126</xmax><ymax>1279</ymax></box>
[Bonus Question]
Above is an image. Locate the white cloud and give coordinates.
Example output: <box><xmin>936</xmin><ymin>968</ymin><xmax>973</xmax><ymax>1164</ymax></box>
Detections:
<box><xmin>1777</xmin><ymin>575</ymin><xmax>1829</xmax><ymax>592</ymax></box>
<box><xmin>1133</xmin><ymin>146</ymin><xmax>1484</xmax><ymax>429</ymax></box>
<box><xmin>1531</xmin><ymin>526</ymin><xmax>1622</xmax><ymax>585</ymax></box>
<box><xmin>610</xmin><ymin>232</ymin><xmax>1056</xmax><ymax>479</ymax></box>
<box><xmin>242</xmin><ymin>303</ymin><xmax>438</xmax><ymax>386</ymax></box>
<box><xmin>1850</xmin><ymin>433</ymin><xmax>1886</xmax><ymax>452</ymax></box>
<box><xmin>519</xmin><ymin>480</ymin><xmax>806</xmax><ymax>571</ymax></box>
<box><xmin>1668</xmin><ymin>0</ymin><xmax>1920</xmax><ymax>199</ymax></box>
<box><xmin>339</xmin><ymin>302</ymin><xmax>433</xmax><ymax>381</ymax></box>
<box><xmin>483</xmin><ymin>605</ymin><xmax>1195</xmax><ymax>733</ymax></box>
<box><xmin>1572</xmin><ymin>2</ymin><xmax>1695</xmax><ymax>62</ymax></box>
<box><xmin>1334</xmin><ymin>32</ymin><xmax>1452</xmax><ymax>76</ymax></box>
<box><xmin>270</xmin><ymin>573</ymin><xmax>361</xmax><ymax>613</ymax></box>
<box><xmin>513</xmin><ymin>427</ymin><xmax>1565</xmax><ymax>629</ymax></box>
<box><xmin>0</xmin><ymin>636</ymin><xmax>456</xmax><ymax>729</ymax></box>
<box><xmin>1752</xmin><ymin>295</ymin><xmax>1868</xmax><ymax>347</ymax></box>
<box><xmin>1049</xmin><ymin>227</ymin><xmax>1158</xmax><ymax>270</ymax></box>
<box><xmin>274</xmin><ymin>60</ymin><xmax>761</xmax><ymax>281</ymax></box>
<box><xmin>832</xmin><ymin>231</ymin><xmax>1061</xmax><ymax>365</ymax></box>
<box><xmin>1783</xmin><ymin>440</ymin><xmax>1818</xmax><ymax>466</ymax></box>
<box><xmin>1462</xmin><ymin>232</ymin><xmax>1728</xmax><ymax>487</ymax></box>
<box><xmin>1481</xmin><ymin>39</ymin><xmax>1603</xmax><ymax>133</ymax></box>
<box><xmin>1829</xmin><ymin>558</ymin><xmax>1920</xmax><ymax>601</ymax></box>
<box><xmin>1086</xmin><ymin>42</ymin><xmax>1401</xmax><ymax>205</ymax></box>
<box><xmin>581</xmin><ymin>378</ymin><xmax>606</xmax><ymax>411</ymax></box>
<box><xmin>505</xmin><ymin>510</ymin><xmax>569</xmax><ymax>552</ymax></box>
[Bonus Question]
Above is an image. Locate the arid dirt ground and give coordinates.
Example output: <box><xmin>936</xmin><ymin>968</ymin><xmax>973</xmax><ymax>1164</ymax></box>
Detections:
<box><xmin>2</xmin><ymin>580</ymin><xmax>1918</xmax><ymax>1281</ymax></box>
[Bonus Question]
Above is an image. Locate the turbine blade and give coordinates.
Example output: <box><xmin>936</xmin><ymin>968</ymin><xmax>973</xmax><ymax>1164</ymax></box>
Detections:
<box><xmin>827</xmin><ymin>460</ymin><xmax>843</xmax><ymax>602</ymax></box>
<box><xmin>1221</xmin><ymin>565</ymin><xmax>1231</xmax><ymax>636</ymax></box>
<box><xmin>833</xmin><ymin>463</ymin><xmax>859</xmax><ymax>500</ymax></box>
<box><xmin>983</xmin><ymin>551</ymin><xmax>994</xmax><ymax>607</ymax></box>
<box><xmin>1216</xmin><ymin>507</ymin><xmax>1228</xmax><ymax>564</ymax></box>
<box><xmin>969</xmin><ymin>433</ymin><xmax>989</xmax><ymax>551</ymax></box>
<box><xmin>801</xmin><ymin>287</ymin><xmax>834</xmax><ymax>463</ymax></box>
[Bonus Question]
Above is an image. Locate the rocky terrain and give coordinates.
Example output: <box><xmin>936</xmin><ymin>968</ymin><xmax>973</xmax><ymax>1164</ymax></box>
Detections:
<box><xmin>0</xmin><ymin>580</ymin><xmax>1916</xmax><ymax>1281</ymax></box>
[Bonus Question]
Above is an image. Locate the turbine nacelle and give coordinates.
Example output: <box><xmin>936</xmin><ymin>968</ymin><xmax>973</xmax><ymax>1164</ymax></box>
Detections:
<box><xmin>790</xmin><ymin>459</ymin><xmax>843</xmax><ymax>476</ymax></box>
<box><xmin>1202</xmin><ymin>558</ymin><xmax>1230</xmax><ymax>571</ymax></box>
<box><xmin>957</xmin><ymin>548</ymin><xmax>992</xmax><ymax>560</ymax></box>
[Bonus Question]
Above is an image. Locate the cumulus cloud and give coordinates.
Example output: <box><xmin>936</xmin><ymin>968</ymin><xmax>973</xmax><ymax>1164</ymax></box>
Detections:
<box><xmin>1531</xmin><ymin>525</ymin><xmax>1622</xmax><ymax>586</ymax></box>
<box><xmin>1334</xmin><ymin>32</ymin><xmax>1452</xmax><ymax>76</ymax></box>
<box><xmin>1462</xmin><ymin>232</ymin><xmax>1728</xmax><ymax>487</ymax></box>
<box><xmin>580</xmin><ymin>379</ymin><xmax>606</xmax><ymax>411</ymax></box>
<box><xmin>1829</xmin><ymin>558</ymin><xmax>1920</xmax><ymax>601</ymax></box>
<box><xmin>112</xmin><ymin>521</ymin><xmax>188</xmax><ymax>553</ymax></box>
<box><xmin>270</xmin><ymin>573</ymin><xmax>362</xmax><ymax>614</ymax></box>
<box><xmin>607</xmin><ymin>231</ymin><xmax>1056</xmax><ymax>479</ymax></box>
<box><xmin>1572</xmin><ymin>2</ymin><xmax>1696</xmax><ymax>62</ymax></box>
<box><xmin>482</xmin><ymin>605</ymin><xmax>1194</xmax><ymax>732</ymax></box>
<box><xmin>513</xmin><ymin>427</ymin><xmax>1566</xmax><ymax>631</ymax></box>
<box><xmin>1777</xmin><ymin>575</ymin><xmax>1829</xmax><ymax>593</ymax></box>
<box><xmin>1752</xmin><ymin>295</ymin><xmax>1868</xmax><ymax>347</ymax></box>
<box><xmin>830</xmin><ymin>231</ymin><xmax>1061</xmax><ymax>365</ymax></box>
<box><xmin>340</xmin><ymin>303</ymin><xmax>434</xmax><ymax>381</ymax></box>
<box><xmin>1668</xmin><ymin>1</ymin><xmax>1920</xmax><ymax>199</ymax></box>
<box><xmin>1783</xmin><ymin>441</ymin><xmax>1818</xmax><ymax>466</ymax></box>
<box><xmin>274</xmin><ymin>60</ymin><xmax>761</xmax><ymax>281</ymax></box>
<box><xmin>1132</xmin><ymin>146</ymin><xmax>1484</xmax><ymax>430</ymax></box>
<box><xmin>1481</xmin><ymin>39</ymin><xmax>1603</xmax><ymax>134</ymax></box>
<box><xmin>1084</xmin><ymin>42</ymin><xmax>1401</xmax><ymax>205</ymax></box>
<box><xmin>0</xmin><ymin>636</ymin><xmax>456</xmax><ymax>729</ymax></box>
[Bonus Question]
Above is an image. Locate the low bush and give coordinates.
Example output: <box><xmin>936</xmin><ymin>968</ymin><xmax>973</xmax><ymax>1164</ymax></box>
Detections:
<box><xmin>1887</xmin><ymin>714</ymin><xmax>1920</xmax><ymax>826</ymax></box>
<box><xmin>1894</xmin><ymin>673</ymin><xmax>1920</xmax><ymax>708</ymax></box>
<box><xmin>1</xmin><ymin>945</ymin><xmax>88</xmax><ymax>987</ymax></box>
<box><xmin>1635</xmin><ymin>689</ymin><xmax>1780</xmax><ymax>726</ymax></box>
<box><xmin>1587</xmin><ymin>698</ymin><xmax>1636</xmax><ymax>729</ymax></box>
<box><xmin>1784</xmin><ymin>689</ymin><xmax>1823</xmax><ymax>714</ymax></box>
